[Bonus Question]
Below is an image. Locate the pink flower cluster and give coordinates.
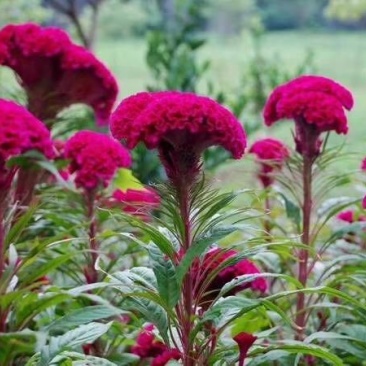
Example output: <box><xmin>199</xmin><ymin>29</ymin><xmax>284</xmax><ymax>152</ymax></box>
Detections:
<box><xmin>0</xmin><ymin>99</ymin><xmax>54</xmax><ymax>164</ymax></box>
<box><xmin>110</xmin><ymin>91</ymin><xmax>246</xmax><ymax>159</ymax></box>
<box><xmin>263</xmin><ymin>75</ymin><xmax>353</xmax><ymax>157</ymax></box>
<box><xmin>131</xmin><ymin>324</ymin><xmax>181</xmax><ymax>366</ymax></box>
<box><xmin>249</xmin><ymin>138</ymin><xmax>289</xmax><ymax>187</ymax></box>
<box><xmin>264</xmin><ymin>75</ymin><xmax>353</xmax><ymax>133</ymax></box>
<box><xmin>0</xmin><ymin>23</ymin><xmax>118</xmax><ymax>124</ymax></box>
<box><xmin>112</xmin><ymin>188</ymin><xmax>160</xmax><ymax>220</ymax></box>
<box><xmin>337</xmin><ymin>210</ymin><xmax>366</xmax><ymax>223</ymax></box>
<box><xmin>64</xmin><ymin>131</ymin><xmax>131</xmax><ymax>190</ymax></box>
<box><xmin>193</xmin><ymin>248</ymin><xmax>267</xmax><ymax>307</ymax></box>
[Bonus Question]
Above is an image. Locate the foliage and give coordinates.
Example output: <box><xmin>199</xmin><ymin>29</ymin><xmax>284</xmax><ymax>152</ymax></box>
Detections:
<box><xmin>325</xmin><ymin>0</ymin><xmax>366</xmax><ymax>22</ymax></box>
<box><xmin>0</xmin><ymin>0</ymin><xmax>49</xmax><ymax>26</ymax></box>
<box><xmin>256</xmin><ymin>0</ymin><xmax>328</xmax><ymax>30</ymax></box>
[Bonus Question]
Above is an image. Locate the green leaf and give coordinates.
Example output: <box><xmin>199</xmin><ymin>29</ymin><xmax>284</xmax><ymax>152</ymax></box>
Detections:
<box><xmin>39</xmin><ymin>322</ymin><xmax>112</xmax><ymax>366</ymax></box>
<box><xmin>5</xmin><ymin>204</ymin><xmax>38</xmax><ymax>246</ymax></box>
<box><xmin>249</xmin><ymin>342</ymin><xmax>344</xmax><ymax>365</ymax></box>
<box><xmin>46</xmin><ymin>305</ymin><xmax>127</xmax><ymax>333</ymax></box>
<box><xmin>278</xmin><ymin>193</ymin><xmax>301</xmax><ymax>229</ymax></box>
<box><xmin>113</xmin><ymin>168</ymin><xmax>144</xmax><ymax>191</ymax></box>
<box><xmin>149</xmin><ymin>244</ymin><xmax>180</xmax><ymax>308</ymax></box>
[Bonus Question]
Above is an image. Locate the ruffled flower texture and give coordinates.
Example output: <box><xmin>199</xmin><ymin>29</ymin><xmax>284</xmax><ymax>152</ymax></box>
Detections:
<box><xmin>263</xmin><ymin>75</ymin><xmax>353</xmax><ymax>157</ymax></box>
<box><xmin>110</xmin><ymin>91</ymin><xmax>246</xmax><ymax>181</ymax></box>
<box><xmin>64</xmin><ymin>131</ymin><xmax>131</xmax><ymax>191</ymax></box>
<box><xmin>249</xmin><ymin>138</ymin><xmax>289</xmax><ymax>187</ymax></box>
<box><xmin>112</xmin><ymin>187</ymin><xmax>160</xmax><ymax>220</ymax></box>
<box><xmin>132</xmin><ymin>324</ymin><xmax>181</xmax><ymax>366</ymax></box>
<box><xmin>0</xmin><ymin>99</ymin><xmax>54</xmax><ymax>202</ymax></box>
<box><xmin>0</xmin><ymin>23</ymin><xmax>118</xmax><ymax>125</ymax></box>
<box><xmin>193</xmin><ymin>248</ymin><xmax>267</xmax><ymax>308</ymax></box>
<box><xmin>0</xmin><ymin>99</ymin><xmax>54</xmax><ymax>164</ymax></box>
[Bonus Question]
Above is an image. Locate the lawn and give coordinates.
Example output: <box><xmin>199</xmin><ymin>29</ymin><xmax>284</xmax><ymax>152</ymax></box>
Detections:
<box><xmin>96</xmin><ymin>30</ymin><xmax>366</xmax><ymax>187</ymax></box>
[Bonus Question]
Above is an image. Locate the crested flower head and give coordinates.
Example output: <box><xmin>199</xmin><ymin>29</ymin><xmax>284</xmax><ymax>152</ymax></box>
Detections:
<box><xmin>0</xmin><ymin>99</ymin><xmax>54</xmax><ymax>164</ymax></box>
<box><xmin>64</xmin><ymin>131</ymin><xmax>131</xmax><ymax>190</ymax></box>
<box><xmin>263</xmin><ymin>75</ymin><xmax>353</xmax><ymax>157</ymax></box>
<box><xmin>193</xmin><ymin>248</ymin><xmax>267</xmax><ymax>308</ymax></box>
<box><xmin>132</xmin><ymin>324</ymin><xmax>181</xmax><ymax>365</ymax></box>
<box><xmin>110</xmin><ymin>91</ymin><xmax>246</xmax><ymax>182</ymax></box>
<box><xmin>249</xmin><ymin>138</ymin><xmax>289</xmax><ymax>187</ymax></box>
<box><xmin>0</xmin><ymin>23</ymin><xmax>118</xmax><ymax>125</ymax></box>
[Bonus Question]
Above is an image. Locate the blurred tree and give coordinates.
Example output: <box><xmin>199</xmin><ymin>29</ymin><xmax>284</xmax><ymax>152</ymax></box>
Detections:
<box><xmin>98</xmin><ymin>0</ymin><xmax>149</xmax><ymax>39</ymax></box>
<box><xmin>45</xmin><ymin>0</ymin><xmax>109</xmax><ymax>49</ymax></box>
<box><xmin>325</xmin><ymin>0</ymin><xmax>366</xmax><ymax>21</ymax></box>
<box><xmin>207</xmin><ymin>0</ymin><xmax>257</xmax><ymax>35</ymax></box>
<box><xmin>0</xmin><ymin>0</ymin><xmax>49</xmax><ymax>26</ymax></box>
<box><xmin>256</xmin><ymin>0</ymin><xmax>327</xmax><ymax>30</ymax></box>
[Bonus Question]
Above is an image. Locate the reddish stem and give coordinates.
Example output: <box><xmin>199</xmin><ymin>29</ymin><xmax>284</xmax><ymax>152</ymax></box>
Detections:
<box><xmin>85</xmin><ymin>190</ymin><xmax>99</xmax><ymax>284</ymax></box>
<box><xmin>295</xmin><ymin>154</ymin><xmax>313</xmax><ymax>341</ymax></box>
<box><xmin>178</xmin><ymin>182</ymin><xmax>195</xmax><ymax>366</ymax></box>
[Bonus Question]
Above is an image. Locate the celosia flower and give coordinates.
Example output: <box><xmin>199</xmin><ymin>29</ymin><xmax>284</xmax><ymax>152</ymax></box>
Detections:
<box><xmin>152</xmin><ymin>349</ymin><xmax>181</xmax><ymax>366</ymax></box>
<box><xmin>112</xmin><ymin>187</ymin><xmax>160</xmax><ymax>220</ymax></box>
<box><xmin>0</xmin><ymin>99</ymin><xmax>53</xmax><ymax>207</ymax></box>
<box><xmin>0</xmin><ymin>23</ymin><xmax>118</xmax><ymax>125</ymax></box>
<box><xmin>132</xmin><ymin>324</ymin><xmax>181</xmax><ymax>365</ymax></box>
<box><xmin>337</xmin><ymin>210</ymin><xmax>366</xmax><ymax>223</ymax></box>
<box><xmin>361</xmin><ymin>158</ymin><xmax>366</xmax><ymax>171</ymax></box>
<box><xmin>0</xmin><ymin>99</ymin><xmax>54</xmax><ymax>163</ymax></box>
<box><xmin>263</xmin><ymin>75</ymin><xmax>353</xmax><ymax>158</ymax></box>
<box><xmin>233</xmin><ymin>332</ymin><xmax>257</xmax><ymax>366</ymax></box>
<box><xmin>363</xmin><ymin>195</ymin><xmax>366</xmax><ymax>210</ymax></box>
<box><xmin>193</xmin><ymin>248</ymin><xmax>267</xmax><ymax>308</ymax></box>
<box><xmin>249</xmin><ymin>138</ymin><xmax>289</xmax><ymax>187</ymax></box>
<box><xmin>64</xmin><ymin>131</ymin><xmax>131</xmax><ymax>190</ymax></box>
<box><xmin>110</xmin><ymin>91</ymin><xmax>246</xmax><ymax>182</ymax></box>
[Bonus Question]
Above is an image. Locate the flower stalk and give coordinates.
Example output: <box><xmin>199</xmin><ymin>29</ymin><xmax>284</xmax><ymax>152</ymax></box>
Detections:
<box><xmin>85</xmin><ymin>190</ymin><xmax>99</xmax><ymax>284</ymax></box>
<box><xmin>177</xmin><ymin>179</ymin><xmax>195</xmax><ymax>366</ymax></box>
<box><xmin>295</xmin><ymin>152</ymin><xmax>313</xmax><ymax>341</ymax></box>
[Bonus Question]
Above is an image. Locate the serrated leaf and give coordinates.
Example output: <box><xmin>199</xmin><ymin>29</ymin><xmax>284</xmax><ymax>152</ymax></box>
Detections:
<box><xmin>39</xmin><ymin>322</ymin><xmax>112</xmax><ymax>366</ymax></box>
<box><xmin>149</xmin><ymin>244</ymin><xmax>180</xmax><ymax>308</ymax></box>
<box><xmin>46</xmin><ymin>305</ymin><xmax>126</xmax><ymax>333</ymax></box>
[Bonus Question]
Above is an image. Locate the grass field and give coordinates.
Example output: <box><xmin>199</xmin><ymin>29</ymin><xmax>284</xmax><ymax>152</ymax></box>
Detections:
<box><xmin>96</xmin><ymin>30</ymin><xmax>366</xmax><ymax>186</ymax></box>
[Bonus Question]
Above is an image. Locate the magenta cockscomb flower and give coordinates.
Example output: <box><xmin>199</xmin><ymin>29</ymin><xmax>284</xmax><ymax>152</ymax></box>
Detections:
<box><xmin>64</xmin><ymin>131</ymin><xmax>131</xmax><ymax>190</ymax></box>
<box><xmin>132</xmin><ymin>324</ymin><xmax>181</xmax><ymax>365</ymax></box>
<box><xmin>249</xmin><ymin>138</ymin><xmax>289</xmax><ymax>187</ymax></box>
<box><xmin>0</xmin><ymin>23</ymin><xmax>118</xmax><ymax>125</ymax></box>
<box><xmin>263</xmin><ymin>75</ymin><xmax>353</xmax><ymax>158</ymax></box>
<box><xmin>193</xmin><ymin>248</ymin><xmax>267</xmax><ymax>308</ymax></box>
<box><xmin>112</xmin><ymin>187</ymin><xmax>160</xmax><ymax>220</ymax></box>
<box><xmin>0</xmin><ymin>99</ymin><xmax>54</xmax><ymax>163</ymax></box>
<box><xmin>233</xmin><ymin>332</ymin><xmax>257</xmax><ymax>366</ymax></box>
<box><xmin>337</xmin><ymin>210</ymin><xmax>366</xmax><ymax>223</ymax></box>
<box><xmin>0</xmin><ymin>99</ymin><xmax>53</xmax><ymax>203</ymax></box>
<box><xmin>361</xmin><ymin>158</ymin><xmax>366</xmax><ymax>171</ymax></box>
<box><xmin>110</xmin><ymin>91</ymin><xmax>246</xmax><ymax>182</ymax></box>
